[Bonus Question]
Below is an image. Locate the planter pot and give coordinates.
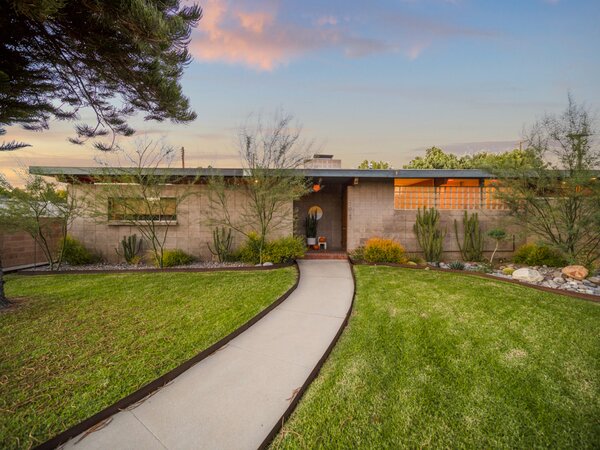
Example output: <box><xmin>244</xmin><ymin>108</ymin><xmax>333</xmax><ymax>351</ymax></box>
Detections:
<box><xmin>307</xmin><ymin>237</ymin><xmax>317</xmax><ymax>246</ymax></box>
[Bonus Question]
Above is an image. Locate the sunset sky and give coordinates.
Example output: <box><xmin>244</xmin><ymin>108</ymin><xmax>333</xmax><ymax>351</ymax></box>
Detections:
<box><xmin>2</xmin><ymin>0</ymin><xmax>600</xmax><ymax>184</ymax></box>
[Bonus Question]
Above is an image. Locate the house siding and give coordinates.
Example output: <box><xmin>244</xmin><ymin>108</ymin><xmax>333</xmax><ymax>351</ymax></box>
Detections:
<box><xmin>346</xmin><ymin>179</ymin><xmax>522</xmax><ymax>260</ymax></box>
<box><xmin>70</xmin><ymin>184</ymin><xmax>293</xmax><ymax>263</ymax></box>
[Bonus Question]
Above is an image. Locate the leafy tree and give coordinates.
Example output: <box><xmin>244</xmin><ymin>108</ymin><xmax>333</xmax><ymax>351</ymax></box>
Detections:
<box><xmin>0</xmin><ymin>175</ymin><xmax>80</xmax><ymax>307</ymax></box>
<box><xmin>0</xmin><ymin>0</ymin><xmax>201</xmax><ymax>151</ymax></box>
<box><xmin>403</xmin><ymin>146</ymin><xmax>541</xmax><ymax>170</ymax></box>
<box><xmin>0</xmin><ymin>175</ymin><xmax>79</xmax><ymax>269</ymax></box>
<box><xmin>358</xmin><ymin>160</ymin><xmax>392</xmax><ymax>169</ymax></box>
<box><xmin>207</xmin><ymin>112</ymin><xmax>312</xmax><ymax>264</ymax></box>
<box><xmin>404</xmin><ymin>147</ymin><xmax>462</xmax><ymax>169</ymax></box>
<box><xmin>492</xmin><ymin>95</ymin><xmax>600</xmax><ymax>265</ymax></box>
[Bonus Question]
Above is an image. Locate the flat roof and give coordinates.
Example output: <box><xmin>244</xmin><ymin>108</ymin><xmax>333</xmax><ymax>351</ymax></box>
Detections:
<box><xmin>29</xmin><ymin>166</ymin><xmax>495</xmax><ymax>183</ymax></box>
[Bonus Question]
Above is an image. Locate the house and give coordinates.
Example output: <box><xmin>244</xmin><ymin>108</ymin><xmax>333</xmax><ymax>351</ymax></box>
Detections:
<box><xmin>30</xmin><ymin>155</ymin><xmax>521</xmax><ymax>262</ymax></box>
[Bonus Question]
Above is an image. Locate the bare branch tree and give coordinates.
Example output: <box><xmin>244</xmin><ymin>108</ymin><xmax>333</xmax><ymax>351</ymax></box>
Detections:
<box><xmin>85</xmin><ymin>140</ymin><xmax>198</xmax><ymax>268</ymax></box>
<box><xmin>206</xmin><ymin>111</ymin><xmax>312</xmax><ymax>264</ymax></box>
<box><xmin>492</xmin><ymin>95</ymin><xmax>600</xmax><ymax>265</ymax></box>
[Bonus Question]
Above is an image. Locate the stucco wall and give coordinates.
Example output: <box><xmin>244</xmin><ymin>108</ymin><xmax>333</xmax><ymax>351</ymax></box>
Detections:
<box><xmin>346</xmin><ymin>179</ymin><xmax>523</xmax><ymax>260</ymax></box>
<box><xmin>70</xmin><ymin>184</ymin><xmax>293</xmax><ymax>263</ymax></box>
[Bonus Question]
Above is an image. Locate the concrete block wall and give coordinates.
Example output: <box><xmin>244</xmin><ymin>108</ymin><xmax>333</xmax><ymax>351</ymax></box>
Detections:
<box><xmin>346</xmin><ymin>179</ymin><xmax>523</xmax><ymax>260</ymax></box>
<box><xmin>0</xmin><ymin>219</ymin><xmax>62</xmax><ymax>269</ymax></box>
<box><xmin>70</xmin><ymin>184</ymin><xmax>293</xmax><ymax>263</ymax></box>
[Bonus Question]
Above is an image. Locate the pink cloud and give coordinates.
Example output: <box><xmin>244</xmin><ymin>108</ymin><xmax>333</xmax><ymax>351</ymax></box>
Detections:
<box><xmin>190</xmin><ymin>0</ymin><xmax>388</xmax><ymax>70</ymax></box>
<box><xmin>188</xmin><ymin>0</ymin><xmax>497</xmax><ymax>70</ymax></box>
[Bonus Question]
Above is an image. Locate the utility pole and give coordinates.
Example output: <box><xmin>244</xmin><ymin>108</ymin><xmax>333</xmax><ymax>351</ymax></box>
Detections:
<box><xmin>181</xmin><ymin>146</ymin><xmax>185</xmax><ymax>168</ymax></box>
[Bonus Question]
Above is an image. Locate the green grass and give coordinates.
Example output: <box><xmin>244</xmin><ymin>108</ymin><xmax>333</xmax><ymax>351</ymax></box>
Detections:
<box><xmin>273</xmin><ymin>266</ymin><xmax>600</xmax><ymax>449</ymax></box>
<box><xmin>1</xmin><ymin>268</ymin><xmax>296</xmax><ymax>449</ymax></box>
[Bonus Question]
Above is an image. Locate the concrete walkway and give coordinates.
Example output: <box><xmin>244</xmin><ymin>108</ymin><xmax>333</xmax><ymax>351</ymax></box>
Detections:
<box><xmin>63</xmin><ymin>260</ymin><xmax>354</xmax><ymax>450</ymax></box>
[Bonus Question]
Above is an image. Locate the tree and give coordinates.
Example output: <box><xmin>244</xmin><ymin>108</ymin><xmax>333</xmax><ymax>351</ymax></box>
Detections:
<box><xmin>207</xmin><ymin>112</ymin><xmax>312</xmax><ymax>264</ymax></box>
<box><xmin>404</xmin><ymin>147</ymin><xmax>462</xmax><ymax>169</ymax></box>
<box><xmin>492</xmin><ymin>95</ymin><xmax>600</xmax><ymax>265</ymax></box>
<box><xmin>87</xmin><ymin>140</ymin><xmax>197</xmax><ymax>268</ymax></box>
<box><xmin>403</xmin><ymin>146</ymin><xmax>541</xmax><ymax>170</ymax></box>
<box><xmin>358</xmin><ymin>160</ymin><xmax>392</xmax><ymax>169</ymax></box>
<box><xmin>0</xmin><ymin>175</ymin><xmax>79</xmax><ymax>270</ymax></box>
<box><xmin>0</xmin><ymin>175</ymin><xmax>80</xmax><ymax>307</ymax></box>
<box><xmin>487</xmin><ymin>228</ymin><xmax>507</xmax><ymax>264</ymax></box>
<box><xmin>0</xmin><ymin>174</ymin><xmax>10</xmax><ymax>306</ymax></box>
<box><xmin>0</xmin><ymin>0</ymin><xmax>201</xmax><ymax>151</ymax></box>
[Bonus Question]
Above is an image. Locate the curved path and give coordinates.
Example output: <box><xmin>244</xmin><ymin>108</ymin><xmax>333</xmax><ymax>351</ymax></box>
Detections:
<box><xmin>63</xmin><ymin>260</ymin><xmax>354</xmax><ymax>450</ymax></box>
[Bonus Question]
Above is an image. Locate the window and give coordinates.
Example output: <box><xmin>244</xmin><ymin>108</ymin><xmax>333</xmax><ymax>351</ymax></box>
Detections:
<box><xmin>108</xmin><ymin>197</ymin><xmax>177</xmax><ymax>221</ymax></box>
<box><xmin>394</xmin><ymin>179</ymin><xmax>506</xmax><ymax>210</ymax></box>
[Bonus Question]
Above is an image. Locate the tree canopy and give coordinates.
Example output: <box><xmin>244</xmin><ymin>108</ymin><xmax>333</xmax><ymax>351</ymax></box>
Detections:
<box><xmin>403</xmin><ymin>146</ymin><xmax>542</xmax><ymax>170</ymax></box>
<box><xmin>358</xmin><ymin>160</ymin><xmax>392</xmax><ymax>169</ymax></box>
<box><xmin>491</xmin><ymin>95</ymin><xmax>600</xmax><ymax>265</ymax></box>
<box><xmin>0</xmin><ymin>0</ymin><xmax>202</xmax><ymax>151</ymax></box>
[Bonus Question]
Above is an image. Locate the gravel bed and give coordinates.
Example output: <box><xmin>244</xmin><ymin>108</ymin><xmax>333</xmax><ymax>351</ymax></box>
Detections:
<box><xmin>435</xmin><ymin>261</ymin><xmax>600</xmax><ymax>297</ymax></box>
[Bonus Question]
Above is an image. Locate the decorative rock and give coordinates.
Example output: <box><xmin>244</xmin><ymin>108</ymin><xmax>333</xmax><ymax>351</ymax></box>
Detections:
<box><xmin>553</xmin><ymin>277</ymin><xmax>565</xmax><ymax>284</ymax></box>
<box><xmin>561</xmin><ymin>265</ymin><xmax>589</xmax><ymax>281</ymax></box>
<box><xmin>588</xmin><ymin>276</ymin><xmax>600</xmax><ymax>285</ymax></box>
<box><xmin>512</xmin><ymin>268</ymin><xmax>544</xmax><ymax>283</ymax></box>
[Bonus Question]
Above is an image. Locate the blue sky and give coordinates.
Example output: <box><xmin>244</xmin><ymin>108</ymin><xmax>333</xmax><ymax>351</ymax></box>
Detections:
<box><xmin>2</xmin><ymin>0</ymin><xmax>599</xmax><ymax>183</ymax></box>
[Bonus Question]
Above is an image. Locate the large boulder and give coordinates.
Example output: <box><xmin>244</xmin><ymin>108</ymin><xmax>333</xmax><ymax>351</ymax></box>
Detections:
<box><xmin>561</xmin><ymin>265</ymin><xmax>589</xmax><ymax>281</ymax></box>
<box><xmin>512</xmin><ymin>268</ymin><xmax>544</xmax><ymax>283</ymax></box>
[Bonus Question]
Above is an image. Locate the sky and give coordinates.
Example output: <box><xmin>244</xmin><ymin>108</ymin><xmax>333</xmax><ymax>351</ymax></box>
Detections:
<box><xmin>2</xmin><ymin>0</ymin><xmax>600</xmax><ymax>184</ymax></box>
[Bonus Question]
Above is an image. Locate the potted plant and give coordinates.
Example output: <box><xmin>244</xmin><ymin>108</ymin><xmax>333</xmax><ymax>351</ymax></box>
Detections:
<box><xmin>305</xmin><ymin>213</ymin><xmax>318</xmax><ymax>246</ymax></box>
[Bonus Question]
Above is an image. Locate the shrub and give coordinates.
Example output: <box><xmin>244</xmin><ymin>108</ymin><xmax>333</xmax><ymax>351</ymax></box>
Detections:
<box><xmin>349</xmin><ymin>246</ymin><xmax>365</xmax><ymax>262</ymax></box>
<box><xmin>157</xmin><ymin>249</ymin><xmax>195</xmax><ymax>268</ymax></box>
<box><xmin>237</xmin><ymin>234</ymin><xmax>305</xmax><ymax>264</ymax></box>
<box><xmin>236</xmin><ymin>233</ymin><xmax>263</xmax><ymax>264</ymax></box>
<box><xmin>363</xmin><ymin>238</ymin><xmax>407</xmax><ymax>263</ymax></box>
<box><xmin>475</xmin><ymin>262</ymin><xmax>493</xmax><ymax>274</ymax></box>
<box><xmin>513</xmin><ymin>243</ymin><xmax>567</xmax><ymax>267</ymax></box>
<box><xmin>502</xmin><ymin>267</ymin><xmax>515</xmax><ymax>275</ymax></box>
<box><xmin>60</xmin><ymin>236</ymin><xmax>102</xmax><ymax>265</ymax></box>
<box><xmin>263</xmin><ymin>236</ymin><xmax>305</xmax><ymax>263</ymax></box>
<box><xmin>406</xmin><ymin>253</ymin><xmax>426</xmax><ymax>265</ymax></box>
<box><xmin>448</xmin><ymin>260</ymin><xmax>465</xmax><ymax>270</ymax></box>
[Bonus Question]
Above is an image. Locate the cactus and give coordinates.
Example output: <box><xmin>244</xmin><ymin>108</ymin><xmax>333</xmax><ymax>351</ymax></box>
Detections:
<box><xmin>448</xmin><ymin>260</ymin><xmax>465</xmax><ymax>270</ymax></box>
<box><xmin>413</xmin><ymin>207</ymin><xmax>446</xmax><ymax>262</ymax></box>
<box><xmin>115</xmin><ymin>234</ymin><xmax>142</xmax><ymax>264</ymax></box>
<box><xmin>454</xmin><ymin>211</ymin><xmax>483</xmax><ymax>262</ymax></box>
<box><xmin>305</xmin><ymin>213</ymin><xmax>318</xmax><ymax>238</ymax></box>
<box><xmin>207</xmin><ymin>227</ymin><xmax>233</xmax><ymax>262</ymax></box>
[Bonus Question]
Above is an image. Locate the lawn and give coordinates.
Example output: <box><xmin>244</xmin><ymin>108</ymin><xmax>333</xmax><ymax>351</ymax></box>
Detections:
<box><xmin>273</xmin><ymin>266</ymin><xmax>600</xmax><ymax>449</ymax></box>
<box><xmin>0</xmin><ymin>268</ymin><xmax>296</xmax><ymax>449</ymax></box>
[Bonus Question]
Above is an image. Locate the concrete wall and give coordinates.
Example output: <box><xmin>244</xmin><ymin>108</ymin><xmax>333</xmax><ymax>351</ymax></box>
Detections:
<box><xmin>0</xmin><ymin>219</ymin><xmax>62</xmax><ymax>269</ymax></box>
<box><xmin>294</xmin><ymin>184</ymin><xmax>343</xmax><ymax>249</ymax></box>
<box><xmin>346</xmin><ymin>179</ymin><xmax>522</xmax><ymax>260</ymax></box>
<box><xmin>70</xmin><ymin>184</ymin><xmax>293</xmax><ymax>263</ymax></box>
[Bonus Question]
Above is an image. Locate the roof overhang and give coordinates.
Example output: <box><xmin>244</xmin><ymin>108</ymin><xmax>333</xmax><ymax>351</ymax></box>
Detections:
<box><xmin>29</xmin><ymin>166</ymin><xmax>496</xmax><ymax>184</ymax></box>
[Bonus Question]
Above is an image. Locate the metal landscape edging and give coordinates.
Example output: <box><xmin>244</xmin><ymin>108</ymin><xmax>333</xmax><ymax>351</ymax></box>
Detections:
<box><xmin>34</xmin><ymin>263</ymin><xmax>300</xmax><ymax>450</ymax></box>
<box><xmin>350</xmin><ymin>259</ymin><xmax>600</xmax><ymax>304</ymax></box>
<box><xmin>259</xmin><ymin>262</ymin><xmax>357</xmax><ymax>449</ymax></box>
